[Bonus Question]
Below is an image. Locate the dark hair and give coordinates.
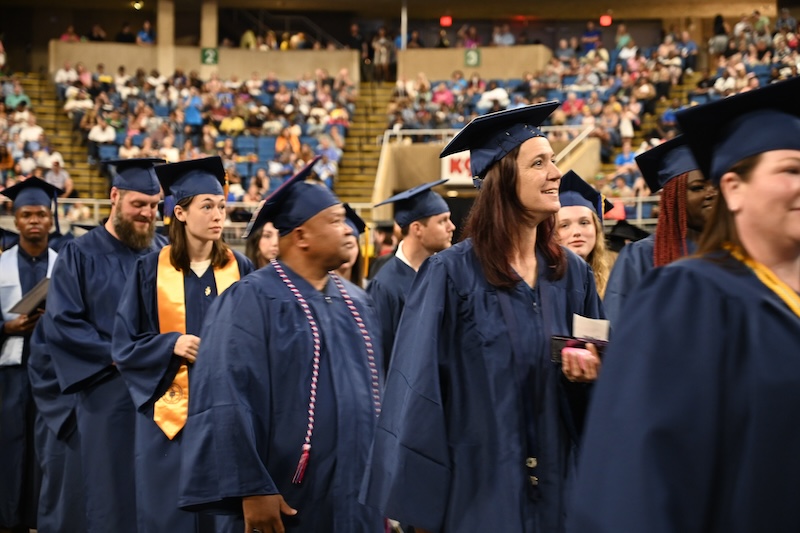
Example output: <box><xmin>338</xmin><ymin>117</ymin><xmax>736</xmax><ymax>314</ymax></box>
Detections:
<box><xmin>653</xmin><ymin>173</ymin><xmax>689</xmax><ymax>267</ymax></box>
<box><xmin>697</xmin><ymin>155</ymin><xmax>762</xmax><ymax>255</ymax></box>
<box><xmin>168</xmin><ymin>195</ymin><xmax>231</xmax><ymax>272</ymax></box>
<box><xmin>463</xmin><ymin>145</ymin><xmax>566</xmax><ymax>289</ymax></box>
<box><xmin>399</xmin><ymin>215</ymin><xmax>431</xmax><ymax>237</ymax></box>
<box><xmin>348</xmin><ymin>246</ymin><xmax>364</xmax><ymax>286</ymax></box>
<box><xmin>244</xmin><ymin>227</ymin><xmax>267</xmax><ymax>269</ymax></box>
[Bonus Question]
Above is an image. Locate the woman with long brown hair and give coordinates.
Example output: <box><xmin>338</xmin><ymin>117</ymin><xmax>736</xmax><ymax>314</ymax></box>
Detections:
<box><xmin>603</xmin><ymin>135</ymin><xmax>716</xmax><ymax>324</ymax></box>
<box><xmin>570</xmin><ymin>75</ymin><xmax>800</xmax><ymax>533</ymax></box>
<box><xmin>111</xmin><ymin>156</ymin><xmax>253</xmax><ymax>532</ymax></box>
<box><xmin>362</xmin><ymin>102</ymin><xmax>605</xmax><ymax>533</ymax></box>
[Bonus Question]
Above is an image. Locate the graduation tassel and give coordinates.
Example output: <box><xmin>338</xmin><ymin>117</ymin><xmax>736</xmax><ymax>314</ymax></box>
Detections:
<box><xmin>292</xmin><ymin>443</ymin><xmax>311</xmax><ymax>484</ymax></box>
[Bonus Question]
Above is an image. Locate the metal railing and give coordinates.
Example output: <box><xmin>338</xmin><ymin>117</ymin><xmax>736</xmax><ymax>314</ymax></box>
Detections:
<box><xmin>379</xmin><ymin>124</ymin><xmax>594</xmax><ymax>164</ymax></box>
<box><xmin>233</xmin><ymin>9</ymin><xmax>343</xmax><ymax>49</ymax></box>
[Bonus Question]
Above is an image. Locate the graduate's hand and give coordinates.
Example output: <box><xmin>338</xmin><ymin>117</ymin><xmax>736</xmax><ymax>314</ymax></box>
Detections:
<box><xmin>173</xmin><ymin>334</ymin><xmax>200</xmax><ymax>363</ymax></box>
<box><xmin>3</xmin><ymin>312</ymin><xmax>41</xmax><ymax>336</ymax></box>
<box><xmin>242</xmin><ymin>494</ymin><xmax>297</xmax><ymax>533</ymax></box>
<box><xmin>561</xmin><ymin>343</ymin><xmax>601</xmax><ymax>382</ymax></box>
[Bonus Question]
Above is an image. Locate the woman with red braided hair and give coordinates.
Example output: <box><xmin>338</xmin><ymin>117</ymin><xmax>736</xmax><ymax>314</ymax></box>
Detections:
<box><xmin>602</xmin><ymin>135</ymin><xmax>716</xmax><ymax>324</ymax></box>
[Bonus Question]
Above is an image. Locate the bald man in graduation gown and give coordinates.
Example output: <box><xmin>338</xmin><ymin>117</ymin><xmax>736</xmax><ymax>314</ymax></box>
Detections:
<box><xmin>178</xmin><ymin>159</ymin><xmax>385</xmax><ymax>532</ymax></box>
<box><xmin>39</xmin><ymin>159</ymin><xmax>167</xmax><ymax>533</ymax></box>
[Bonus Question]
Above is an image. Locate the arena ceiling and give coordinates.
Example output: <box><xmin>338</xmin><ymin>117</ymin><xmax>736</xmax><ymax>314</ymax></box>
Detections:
<box><xmin>0</xmin><ymin>0</ymin><xmax>630</xmax><ymax>20</ymax></box>
<box><xmin>8</xmin><ymin>0</ymin><xmax>800</xmax><ymax>21</ymax></box>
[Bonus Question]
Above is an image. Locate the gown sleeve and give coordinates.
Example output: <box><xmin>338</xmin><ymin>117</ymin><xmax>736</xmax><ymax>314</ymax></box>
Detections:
<box><xmin>28</xmin><ymin>319</ymin><xmax>77</xmax><ymax>439</ymax></box>
<box><xmin>366</xmin><ymin>275</ymin><xmax>402</xmax><ymax>369</ymax></box>
<box><xmin>602</xmin><ymin>238</ymin><xmax>650</xmax><ymax>326</ymax></box>
<box><xmin>360</xmin><ymin>256</ymin><xmax>454</xmax><ymax>532</ymax></box>
<box><xmin>178</xmin><ymin>278</ymin><xmax>279</xmax><ymax>513</ymax></box>
<box><xmin>111</xmin><ymin>255</ymin><xmax>182</xmax><ymax>410</ymax></box>
<box><xmin>567</xmin><ymin>264</ymin><xmax>731</xmax><ymax>533</ymax></box>
<box><xmin>46</xmin><ymin>241</ymin><xmax>115</xmax><ymax>393</ymax></box>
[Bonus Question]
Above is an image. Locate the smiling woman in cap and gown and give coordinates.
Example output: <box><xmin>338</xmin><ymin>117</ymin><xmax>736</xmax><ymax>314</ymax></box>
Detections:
<box><xmin>360</xmin><ymin>102</ymin><xmax>605</xmax><ymax>533</ymax></box>
<box><xmin>0</xmin><ymin>178</ymin><xmax>60</xmax><ymax>532</ymax></box>
<box><xmin>557</xmin><ymin>171</ymin><xmax>615</xmax><ymax>297</ymax></box>
<box><xmin>33</xmin><ymin>158</ymin><xmax>167</xmax><ymax>533</ymax></box>
<box><xmin>177</xmin><ymin>157</ymin><xmax>385</xmax><ymax>532</ymax></box>
<box><xmin>111</xmin><ymin>156</ymin><xmax>253</xmax><ymax>532</ymax></box>
<box><xmin>568</xmin><ymin>76</ymin><xmax>800</xmax><ymax>533</ymax></box>
<box><xmin>602</xmin><ymin>135</ymin><xmax>716</xmax><ymax>324</ymax></box>
<box><xmin>367</xmin><ymin>180</ymin><xmax>455</xmax><ymax>369</ymax></box>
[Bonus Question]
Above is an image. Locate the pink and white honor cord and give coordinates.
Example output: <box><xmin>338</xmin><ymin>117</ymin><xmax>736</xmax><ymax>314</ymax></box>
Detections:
<box><xmin>271</xmin><ymin>259</ymin><xmax>381</xmax><ymax>484</ymax></box>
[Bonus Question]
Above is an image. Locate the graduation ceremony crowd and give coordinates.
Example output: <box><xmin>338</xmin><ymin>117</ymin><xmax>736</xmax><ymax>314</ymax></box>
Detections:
<box><xmin>2</xmin><ymin>15</ymin><xmax>800</xmax><ymax>533</ymax></box>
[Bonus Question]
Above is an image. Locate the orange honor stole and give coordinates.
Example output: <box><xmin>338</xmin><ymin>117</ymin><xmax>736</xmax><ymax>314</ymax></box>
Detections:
<box><xmin>153</xmin><ymin>246</ymin><xmax>240</xmax><ymax>439</ymax></box>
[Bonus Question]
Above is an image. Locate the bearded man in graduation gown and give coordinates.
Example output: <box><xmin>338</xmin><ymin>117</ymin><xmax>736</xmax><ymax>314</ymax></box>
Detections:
<box><xmin>368</xmin><ymin>180</ymin><xmax>455</xmax><ymax>368</ymax></box>
<box><xmin>0</xmin><ymin>179</ymin><xmax>60</xmax><ymax>532</ymax></box>
<box><xmin>37</xmin><ymin>158</ymin><xmax>167</xmax><ymax>533</ymax></box>
<box><xmin>178</xmin><ymin>158</ymin><xmax>385</xmax><ymax>533</ymax></box>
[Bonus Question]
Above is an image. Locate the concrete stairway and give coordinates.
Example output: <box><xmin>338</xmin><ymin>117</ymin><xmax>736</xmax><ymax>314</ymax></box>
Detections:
<box><xmin>335</xmin><ymin>81</ymin><xmax>394</xmax><ymax>209</ymax></box>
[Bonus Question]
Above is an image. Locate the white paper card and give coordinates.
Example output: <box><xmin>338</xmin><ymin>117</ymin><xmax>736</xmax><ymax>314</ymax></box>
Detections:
<box><xmin>572</xmin><ymin>314</ymin><xmax>610</xmax><ymax>342</ymax></box>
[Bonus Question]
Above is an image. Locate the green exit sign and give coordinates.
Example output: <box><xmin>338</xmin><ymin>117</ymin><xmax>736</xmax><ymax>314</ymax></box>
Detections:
<box><xmin>465</xmin><ymin>48</ymin><xmax>481</xmax><ymax>67</ymax></box>
<box><xmin>201</xmin><ymin>48</ymin><xmax>219</xmax><ymax>65</ymax></box>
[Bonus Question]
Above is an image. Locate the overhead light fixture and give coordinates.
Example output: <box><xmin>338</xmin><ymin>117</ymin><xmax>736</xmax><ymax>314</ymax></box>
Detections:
<box><xmin>132</xmin><ymin>1</ymin><xmax>144</xmax><ymax>10</ymax></box>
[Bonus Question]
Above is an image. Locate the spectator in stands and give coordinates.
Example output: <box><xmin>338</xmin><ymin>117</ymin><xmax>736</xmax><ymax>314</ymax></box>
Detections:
<box><xmin>17</xmin><ymin>149</ymin><xmax>37</xmax><ymax>176</ymax></box>
<box><xmin>615</xmin><ymin>23</ymin><xmax>632</xmax><ymax>49</ymax></box>
<box><xmin>555</xmin><ymin>38</ymin><xmax>576</xmax><ymax>65</ymax></box>
<box><xmin>678</xmin><ymin>31</ymin><xmax>699</xmax><ymax>73</ymax></box>
<box><xmin>5</xmin><ymin>83</ymin><xmax>30</xmax><ymax>111</ymax></box>
<box><xmin>54</xmin><ymin>61</ymin><xmax>78</xmax><ymax>101</ymax></box>
<box><xmin>407</xmin><ymin>30</ymin><xmax>425</xmax><ymax>48</ymax></box>
<box><xmin>136</xmin><ymin>20</ymin><xmax>155</xmax><ymax>46</ymax></box>
<box><xmin>613</xmin><ymin>139</ymin><xmax>641</xmax><ymax>185</ymax></box>
<box><xmin>158</xmin><ymin>136</ymin><xmax>180</xmax><ymax>163</ymax></box>
<box><xmin>116</xmin><ymin>22</ymin><xmax>137</xmax><ymax>43</ymax></box>
<box><xmin>87</xmin><ymin>116</ymin><xmax>116</xmax><ymax>164</ymax></box>
<box><xmin>60</xmin><ymin>25</ymin><xmax>81</xmax><ymax>43</ymax></box>
<box><xmin>581</xmin><ymin>20</ymin><xmax>602</xmax><ymax>52</ymax></box>
<box><xmin>753</xmin><ymin>10</ymin><xmax>771</xmax><ymax>35</ymax></box>
<box><xmin>372</xmin><ymin>27</ymin><xmax>393</xmax><ymax>83</ymax></box>
<box><xmin>458</xmin><ymin>25</ymin><xmax>482</xmax><ymax>48</ymax></box>
<box><xmin>709</xmin><ymin>14</ymin><xmax>731</xmax><ymax>59</ymax></box>
<box><xmin>19</xmin><ymin>114</ymin><xmax>43</xmax><ymax>145</ymax></box>
<box><xmin>0</xmin><ymin>141</ymin><xmax>12</xmax><ymax>176</ymax></box>
<box><xmin>88</xmin><ymin>24</ymin><xmax>107</xmax><ymax>42</ymax></box>
<box><xmin>775</xmin><ymin>8</ymin><xmax>798</xmax><ymax>34</ymax></box>
<box><xmin>492</xmin><ymin>24</ymin><xmax>515</xmax><ymax>47</ymax></box>
<box><xmin>714</xmin><ymin>67</ymin><xmax>736</xmax><ymax>95</ymax></box>
<box><xmin>434</xmin><ymin>29</ymin><xmax>451</xmax><ymax>48</ymax></box>
<box><xmin>118</xmin><ymin>136</ymin><xmax>141</xmax><ymax>159</ymax></box>
<box><xmin>476</xmin><ymin>81</ymin><xmax>509</xmax><ymax>114</ymax></box>
<box><xmin>44</xmin><ymin>158</ymin><xmax>73</xmax><ymax>198</ymax></box>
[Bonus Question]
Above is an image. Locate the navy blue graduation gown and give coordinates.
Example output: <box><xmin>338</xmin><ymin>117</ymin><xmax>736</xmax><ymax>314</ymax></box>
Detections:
<box><xmin>567</xmin><ymin>254</ymin><xmax>800</xmax><ymax>533</ymax></box>
<box><xmin>603</xmin><ymin>234</ymin><xmax>654</xmax><ymax>326</ymax></box>
<box><xmin>361</xmin><ymin>239</ymin><xmax>605</xmax><ymax>533</ymax></box>
<box><xmin>178</xmin><ymin>262</ymin><xmax>385</xmax><ymax>532</ymax></box>
<box><xmin>366</xmin><ymin>255</ymin><xmax>416</xmax><ymax>369</ymax></box>
<box><xmin>42</xmin><ymin>225</ymin><xmax>167</xmax><ymax>533</ymax></box>
<box><xmin>0</xmin><ymin>247</ymin><xmax>49</xmax><ymax>529</ymax></box>
<box><xmin>112</xmin><ymin>250</ymin><xmax>253</xmax><ymax>533</ymax></box>
<box><xmin>604</xmin><ymin>233</ymin><xmax>698</xmax><ymax>326</ymax></box>
<box><xmin>28</xmin><ymin>323</ymin><xmax>86</xmax><ymax>533</ymax></box>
